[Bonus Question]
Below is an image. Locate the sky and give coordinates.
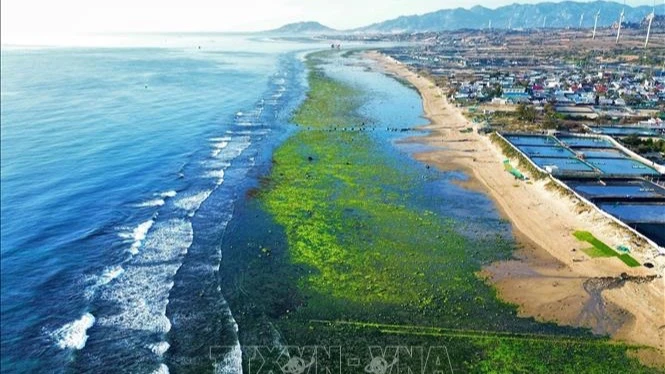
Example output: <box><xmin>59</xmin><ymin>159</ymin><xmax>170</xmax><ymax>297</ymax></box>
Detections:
<box><xmin>1</xmin><ymin>0</ymin><xmax>656</xmax><ymax>42</ymax></box>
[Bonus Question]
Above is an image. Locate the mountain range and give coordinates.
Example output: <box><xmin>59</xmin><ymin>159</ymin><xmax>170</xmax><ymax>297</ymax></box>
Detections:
<box><xmin>268</xmin><ymin>21</ymin><xmax>337</xmax><ymax>34</ymax></box>
<box><xmin>267</xmin><ymin>1</ymin><xmax>660</xmax><ymax>34</ymax></box>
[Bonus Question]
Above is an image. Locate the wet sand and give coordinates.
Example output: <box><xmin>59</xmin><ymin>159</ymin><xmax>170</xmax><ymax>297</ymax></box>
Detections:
<box><xmin>366</xmin><ymin>51</ymin><xmax>665</xmax><ymax>365</ymax></box>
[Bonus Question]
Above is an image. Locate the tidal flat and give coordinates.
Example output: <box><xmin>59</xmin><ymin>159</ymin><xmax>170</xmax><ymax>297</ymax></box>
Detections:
<box><xmin>219</xmin><ymin>51</ymin><xmax>662</xmax><ymax>373</ymax></box>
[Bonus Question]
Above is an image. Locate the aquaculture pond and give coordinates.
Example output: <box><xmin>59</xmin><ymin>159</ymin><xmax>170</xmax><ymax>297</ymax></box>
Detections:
<box><xmin>589</xmin><ymin>126</ymin><xmax>662</xmax><ymax>137</ymax></box>
<box><xmin>598</xmin><ymin>203</ymin><xmax>665</xmax><ymax>247</ymax></box>
<box><xmin>530</xmin><ymin>157</ymin><xmax>596</xmax><ymax>173</ymax></box>
<box><xmin>217</xmin><ymin>51</ymin><xmax>662</xmax><ymax>373</ymax></box>
<box><xmin>598</xmin><ymin>203</ymin><xmax>665</xmax><ymax>223</ymax></box>
<box><xmin>577</xmin><ymin>148</ymin><xmax>629</xmax><ymax>159</ymax></box>
<box><xmin>559</xmin><ymin>136</ymin><xmax>614</xmax><ymax>148</ymax></box>
<box><xmin>516</xmin><ymin>145</ymin><xmax>576</xmax><ymax>158</ymax></box>
<box><xmin>503</xmin><ymin>134</ymin><xmax>560</xmax><ymax>146</ymax></box>
<box><xmin>585</xmin><ymin>158</ymin><xmax>661</xmax><ymax>176</ymax></box>
<box><xmin>570</xmin><ymin>181</ymin><xmax>665</xmax><ymax>199</ymax></box>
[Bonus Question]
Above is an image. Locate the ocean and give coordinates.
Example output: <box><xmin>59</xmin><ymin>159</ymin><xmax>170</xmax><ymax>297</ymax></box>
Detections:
<box><xmin>0</xmin><ymin>34</ymin><xmax>319</xmax><ymax>373</ymax></box>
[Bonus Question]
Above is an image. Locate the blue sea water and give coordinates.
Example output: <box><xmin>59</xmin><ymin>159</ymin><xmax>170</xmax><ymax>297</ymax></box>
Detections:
<box><xmin>0</xmin><ymin>35</ymin><xmax>320</xmax><ymax>373</ymax></box>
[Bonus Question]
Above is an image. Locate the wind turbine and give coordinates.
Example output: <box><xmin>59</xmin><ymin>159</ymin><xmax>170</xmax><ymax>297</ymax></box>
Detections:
<box><xmin>616</xmin><ymin>2</ymin><xmax>625</xmax><ymax>44</ymax></box>
<box><xmin>579</xmin><ymin>13</ymin><xmax>585</xmax><ymax>28</ymax></box>
<box><xmin>543</xmin><ymin>16</ymin><xmax>547</xmax><ymax>29</ymax></box>
<box><xmin>592</xmin><ymin>10</ymin><xmax>600</xmax><ymax>39</ymax></box>
<box><xmin>508</xmin><ymin>17</ymin><xmax>512</xmax><ymax>30</ymax></box>
<box><xmin>645</xmin><ymin>1</ymin><xmax>655</xmax><ymax>48</ymax></box>
<box><xmin>488</xmin><ymin>20</ymin><xmax>492</xmax><ymax>31</ymax></box>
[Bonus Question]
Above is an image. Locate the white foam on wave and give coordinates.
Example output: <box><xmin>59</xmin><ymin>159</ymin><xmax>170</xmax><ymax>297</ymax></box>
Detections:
<box><xmin>118</xmin><ymin>220</ymin><xmax>155</xmax><ymax>255</ymax></box>
<box><xmin>152</xmin><ymin>364</ymin><xmax>170</xmax><ymax>374</ymax></box>
<box><xmin>98</xmin><ymin>266</ymin><xmax>125</xmax><ymax>285</ymax></box>
<box><xmin>159</xmin><ymin>190</ymin><xmax>177</xmax><ymax>198</ymax></box>
<box><xmin>204</xmin><ymin>160</ymin><xmax>232</xmax><ymax>171</ymax></box>
<box><xmin>148</xmin><ymin>341</ymin><xmax>171</xmax><ymax>356</ymax></box>
<box><xmin>204</xmin><ymin>169</ymin><xmax>225</xmax><ymax>186</ymax></box>
<box><xmin>50</xmin><ymin>313</ymin><xmax>96</xmax><ymax>350</ymax></box>
<box><xmin>174</xmin><ymin>190</ymin><xmax>212</xmax><ymax>216</ymax></box>
<box><xmin>211</xmin><ymin>141</ymin><xmax>229</xmax><ymax>157</ymax></box>
<box><xmin>99</xmin><ymin>219</ymin><xmax>193</xmax><ymax>333</ymax></box>
<box><xmin>214</xmin><ymin>337</ymin><xmax>243</xmax><ymax>374</ymax></box>
<box><xmin>135</xmin><ymin>198</ymin><xmax>166</xmax><ymax>208</ymax></box>
<box><xmin>213</xmin><ymin>136</ymin><xmax>251</xmax><ymax>163</ymax></box>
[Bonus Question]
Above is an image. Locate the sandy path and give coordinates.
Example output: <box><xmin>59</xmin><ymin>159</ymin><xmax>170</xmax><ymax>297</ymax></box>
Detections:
<box><xmin>365</xmin><ymin>51</ymin><xmax>665</xmax><ymax>365</ymax></box>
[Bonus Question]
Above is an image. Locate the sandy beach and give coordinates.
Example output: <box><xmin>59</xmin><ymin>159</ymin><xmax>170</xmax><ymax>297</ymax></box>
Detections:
<box><xmin>366</xmin><ymin>51</ymin><xmax>665</xmax><ymax>364</ymax></box>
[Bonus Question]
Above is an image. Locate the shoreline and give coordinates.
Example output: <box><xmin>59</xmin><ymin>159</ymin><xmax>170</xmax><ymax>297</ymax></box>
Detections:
<box><xmin>366</xmin><ymin>51</ymin><xmax>665</xmax><ymax>364</ymax></box>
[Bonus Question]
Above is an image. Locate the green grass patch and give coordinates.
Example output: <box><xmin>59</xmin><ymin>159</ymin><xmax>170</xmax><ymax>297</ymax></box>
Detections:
<box><xmin>582</xmin><ymin>246</ymin><xmax>617</xmax><ymax>258</ymax></box>
<box><xmin>618</xmin><ymin>253</ymin><xmax>642</xmax><ymax>267</ymax></box>
<box><xmin>574</xmin><ymin>230</ymin><xmax>641</xmax><ymax>267</ymax></box>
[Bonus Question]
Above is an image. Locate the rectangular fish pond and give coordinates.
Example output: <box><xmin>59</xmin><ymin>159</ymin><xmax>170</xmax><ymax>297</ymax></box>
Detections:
<box><xmin>530</xmin><ymin>157</ymin><xmax>596</xmax><ymax>174</ymax></box>
<box><xmin>569</xmin><ymin>180</ymin><xmax>665</xmax><ymax>200</ymax></box>
<box><xmin>503</xmin><ymin>134</ymin><xmax>560</xmax><ymax>146</ymax></box>
<box><xmin>598</xmin><ymin>202</ymin><xmax>665</xmax><ymax>223</ymax></box>
<box><xmin>558</xmin><ymin>136</ymin><xmax>614</xmax><ymax>148</ymax></box>
<box><xmin>576</xmin><ymin>148</ymin><xmax>628</xmax><ymax>159</ymax></box>
<box><xmin>588</xmin><ymin>126</ymin><xmax>663</xmax><ymax>137</ymax></box>
<box><xmin>585</xmin><ymin>158</ymin><xmax>661</xmax><ymax>176</ymax></box>
<box><xmin>516</xmin><ymin>145</ymin><xmax>577</xmax><ymax>158</ymax></box>
<box><xmin>598</xmin><ymin>203</ymin><xmax>665</xmax><ymax>246</ymax></box>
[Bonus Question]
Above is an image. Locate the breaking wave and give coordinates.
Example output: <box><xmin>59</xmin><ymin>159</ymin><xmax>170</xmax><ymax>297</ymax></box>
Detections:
<box><xmin>50</xmin><ymin>312</ymin><xmax>96</xmax><ymax>350</ymax></box>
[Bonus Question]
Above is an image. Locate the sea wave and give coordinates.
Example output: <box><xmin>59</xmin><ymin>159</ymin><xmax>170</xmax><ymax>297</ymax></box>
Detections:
<box><xmin>204</xmin><ymin>169</ymin><xmax>225</xmax><ymax>186</ymax></box>
<box><xmin>134</xmin><ymin>198</ymin><xmax>166</xmax><ymax>208</ymax></box>
<box><xmin>98</xmin><ymin>219</ymin><xmax>193</xmax><ymax>333</ymax></box>
<box><xmin>50</xmin><ymin>312</ymin><xmax>96</xmax><ymax>350</ymax></box>
<box><xmin>118</xmin><ymin>219</ymin><xmax>155</xmax><ymax>255</ymax></box>
<box><xmin>159</xmin><ymin>190</ymin><xmax>177</xmax><ymax>198</ymax></box>
<box><xmin>211</xmin><ymin>141</ymin><xmax>229</xmax><ymax>157</ymax></box>
<box><xmin>213</xmin><ymin>136</ymin><xmax>251</xmax><ymax>162</ymax></box>
<box><xmin>174</xmin><ymin>190</ymin><xmax>213</xmax><ymax>216</ymax></box>
<box><xmin>97</xmin><ymin>266</ymin><xmax>125</xmax><ymax>286</ymax></box>
<box><xmin>152</xmin><ymin>364</ymin><xmax>170</xmax><ymax>374</ymax></box>
<box><xmin>148</xmin><ymin>341</ymin><xmax>171</xmax><ymax>356</ymax></box>
<box><xmin>214</xmin><ymin>340</ymin><xmax>243</xmax><ymax>374</ymax></box>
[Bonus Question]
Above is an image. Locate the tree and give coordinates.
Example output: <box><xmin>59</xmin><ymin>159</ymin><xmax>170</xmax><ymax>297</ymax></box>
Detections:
<box><xmin>482</xmin><ymin>84</ymin><xmax>503</xmax><ymax>99</ymax></box>
<box><xmin>543</xmin><ymin>114</ymin><xmax>560</xmax><ymax>129</ymax></box>
<box><xmin>544</xmin><ymin>102</ymin><xmax>556</xmax><ymax>115</ymax></box>
<box><xmin>516</xmin><ymin>103</ymin><xmax>536</xmax><ymax>123</ymax></box>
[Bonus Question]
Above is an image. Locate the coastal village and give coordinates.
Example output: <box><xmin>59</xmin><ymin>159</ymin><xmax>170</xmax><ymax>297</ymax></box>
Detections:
<box><xmin>369</xmin><ymin>27</ymin><xmax>665</xmax><ymax>254</ymax></box>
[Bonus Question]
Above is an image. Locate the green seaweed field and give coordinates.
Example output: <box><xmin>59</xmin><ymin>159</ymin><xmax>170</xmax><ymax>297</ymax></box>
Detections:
<box><xmin>218</xmin><ymin>52</ymin><xmax>662</xmax><ymax>373</ymax></box>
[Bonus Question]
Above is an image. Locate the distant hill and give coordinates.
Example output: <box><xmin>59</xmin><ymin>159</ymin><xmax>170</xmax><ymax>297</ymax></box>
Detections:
<box><xmin>266</xmin><ymin>21</ymin><xmax>337</xmax><ymax>34</ymax></box>
<box><xmin>355</xmin><ymin>1</ymin><xmax>657</xmax><ymax>33</ymax></box>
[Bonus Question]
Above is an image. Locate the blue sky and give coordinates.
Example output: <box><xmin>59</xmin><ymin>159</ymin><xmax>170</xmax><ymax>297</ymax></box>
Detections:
<box><xmin>1</xmin><ymin>0</ymin><xmax>657</xmax><ymax>40</ymax></box>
